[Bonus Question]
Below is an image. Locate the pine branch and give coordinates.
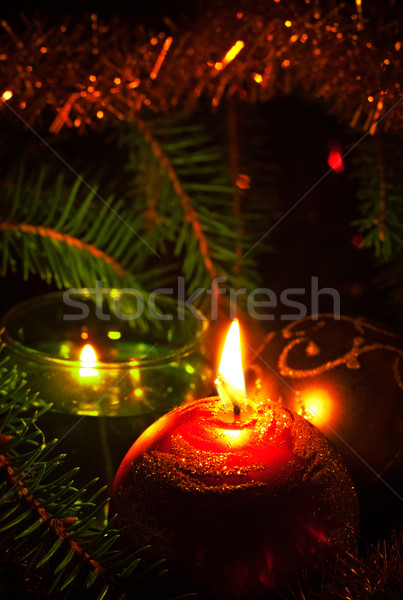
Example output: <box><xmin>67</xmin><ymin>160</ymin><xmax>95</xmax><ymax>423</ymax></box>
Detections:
<box><xmin>351</xmin><ymin>134</ymin><xmax>403</xmax><ymax>261</ymax></box>
<box><xmin>227</xmin><ymin>98</ymin><xmax>243</xmax><ymax>278</ymax></box>
<box><xmin>121</xmin><ymin>111</ymin><xmax>263</xmax><ymax>300</ymax></box>
<box><xmin>0</xmin><ymin>360</ymin><xmax>171</xmax><ymax>599</ymax></box>
<box><xmin>0</xmin><ymin>222</ymin><xmax>126</xmax><ymax>279</ymax></box>
<box><xmin>351</xmin><ymin>133</ymin><xmax>403</xmax><ymax>323</ymax></box>
<box><xmin>133</xmin><ymin>116</ymin><xmax>219</xmax><ymax>290</ymax></box>
<box><xmin>0</xmin><ymin>164</ymin><xmax>159</xmax><ymax>291</ymax></box>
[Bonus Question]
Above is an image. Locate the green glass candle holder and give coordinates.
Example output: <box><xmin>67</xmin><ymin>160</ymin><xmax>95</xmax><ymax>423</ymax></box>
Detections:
<box><xmin>0</xmin><ymin>291</ymin><xmax>213</xmax><ymax>488</ymax></box>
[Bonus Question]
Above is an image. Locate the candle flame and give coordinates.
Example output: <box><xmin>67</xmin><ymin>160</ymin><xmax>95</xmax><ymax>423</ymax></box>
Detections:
<box><xmin>216</xmin><ymin>319</ymin><xmax>247</xmax><ymax>411</ymax></box>
<box><xmin>79</xmin><ymin>344</ymin><xmax>99</xmax><ymax>378</ymax></box>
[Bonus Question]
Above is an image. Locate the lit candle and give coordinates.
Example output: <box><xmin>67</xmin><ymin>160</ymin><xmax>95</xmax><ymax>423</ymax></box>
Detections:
<box><xmin>111</xmin><ymin>320</ymin><xmax>359</xmax><ymax>598</ymax></box>
<box><xmin>0</xmin><ymin>292</ymin><xmax>212</xmax><ymax>490</ymax></box>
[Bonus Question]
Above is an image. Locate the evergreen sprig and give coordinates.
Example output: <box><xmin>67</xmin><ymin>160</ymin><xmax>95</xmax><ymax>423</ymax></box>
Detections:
<box><xmin>0</xmin><ymin>164</ymin><xmax>155</xmax><ymax>291</ymax></box>
<box><xmin>351</xmin><ymin>134</ymin><xmax>403</xmax><ymax>321</ymax></box>
<box><xmin>351</xmin><ymin>134</ymin><xmax>403</xmax><ymax>261</ymax></box>
<box><xmin>121</xmin><ymin>112</ymin><xmax>265</xmax><ymax>296</ymax></box>
<box><xmin>0</xmin><ymin>110</ymin><xmax>270</xmax><ymax>306</ymax></box>
<box><xmin>0</xmin><ymin>360</ymin><xmax>167</xmax><ymax>600</ymax></box>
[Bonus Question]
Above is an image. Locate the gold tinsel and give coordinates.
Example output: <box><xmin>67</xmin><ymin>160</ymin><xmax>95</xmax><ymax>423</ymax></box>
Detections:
<box><xmin>0</xmin><ymin>1</ymin><xmax>401</xmax><ymax>134</ymax></box>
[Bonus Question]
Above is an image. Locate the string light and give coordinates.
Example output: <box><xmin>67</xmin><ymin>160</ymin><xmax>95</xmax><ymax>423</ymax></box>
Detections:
<box><xmin>150</xmin><ymin>36</ymin><xmax>173</xmax><ymax>79</ymax></box>
<box><xmin>370</xmin><ymin>97</ymin><xmax>384</xmax><ymax>135</ymax></box>
<box><xmin>214</xmin><ymin>40</ymin><xmax>245</xmax><ymax>71</ymax></box>
<box><xmin>355</xmin><ymin>0</ymin><xmax>364</xmax><ymax>30</ymax></box>
<box><xmin>0</xmin><ymin>6</ymin><xmax>399</xmax><ymax>134</ymax></box>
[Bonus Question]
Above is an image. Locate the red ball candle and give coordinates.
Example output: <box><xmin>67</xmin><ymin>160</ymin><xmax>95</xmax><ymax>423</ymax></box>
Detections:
<box><xmin>111</xmin><ymin>321</ymin><xmax>359</xmax><ymax>599</ymax></box>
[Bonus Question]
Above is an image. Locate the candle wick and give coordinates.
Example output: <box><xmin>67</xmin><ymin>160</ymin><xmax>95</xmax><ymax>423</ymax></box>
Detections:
<box><xmin>233</xmin><ymin>403</ymin><xmax>241</xmax><ymax>418</ymax></box>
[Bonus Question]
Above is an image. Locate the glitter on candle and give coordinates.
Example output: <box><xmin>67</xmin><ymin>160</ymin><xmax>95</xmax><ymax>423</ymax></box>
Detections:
<box><xmin>150</xmin><ymin>36</ymin><xmax>173</xmax><ymax>80</ymax></box>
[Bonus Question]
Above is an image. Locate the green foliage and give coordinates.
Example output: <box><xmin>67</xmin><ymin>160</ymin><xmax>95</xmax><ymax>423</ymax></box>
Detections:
<box><xmin>0</xmin><ymin>109</ymin><xmax>276</xmax><ymax>307</ymax></box>
<box><xmin>0</xmin><ymin>164</ymin><xmax>154</xmax><ymax>290</ymax></box>
<box><xmin>351</xmin><ymin>134</ymin><xmax>403</xmax><ymax>261</ymax></box>
<box><xmin>351</xmin><ymin>134</ymin><xmax>403</xmax><ymax>321</ymax></box>
<box><xmin>0</xmin><ymin>360</ymin><xmax>168</xmax><ymax>599</ymax></box>
<box><xmin>119</xmin><ymin>111</ymin><xmax>273</xmax><ymax>295</ymax></box>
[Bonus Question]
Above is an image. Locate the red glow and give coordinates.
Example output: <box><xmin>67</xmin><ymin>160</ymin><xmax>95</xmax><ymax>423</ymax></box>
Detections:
<box><xmin>327</xmin><ymin>146</ymin><xmax>344</xmax><ymax>173</ymax></box>
<box><xmin>351</xmin><ymin>234</ymin><xmax>364</xmax><ymax>248</ymax></box>
<box><xmin>328</xmin><ymin>141</ymin><xmax>345</xmax><ymax>172</ymax></box>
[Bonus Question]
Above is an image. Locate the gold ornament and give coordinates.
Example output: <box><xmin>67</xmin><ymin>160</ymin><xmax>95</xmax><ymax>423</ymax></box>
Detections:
<box><xmin>252</xmin><ymin>314</ymin><xmax>403</xmax><ymax>490</ymax></box>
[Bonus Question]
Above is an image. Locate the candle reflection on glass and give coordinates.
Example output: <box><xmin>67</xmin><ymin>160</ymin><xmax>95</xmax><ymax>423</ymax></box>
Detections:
<box><xmin>78</xmin><ymin>344</ymin><xmax>99</xmax><ymax>378</ymax></box>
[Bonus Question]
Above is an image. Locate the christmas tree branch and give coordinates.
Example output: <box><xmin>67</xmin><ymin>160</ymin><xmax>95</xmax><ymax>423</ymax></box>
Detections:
<box><xmin>0</xmin><ymin>451</ymin><xmax>108</xmax><ymax>581</ymax></box>
<box><xmin>121</xmin><ymin>112</ymin><xmax>260</xmax><ymax>296</ymax></box>
<box><xmin>0</xmin><ymin>361</ymin><xmax>169</xmax><ymax>599</ymax></box>
<box><xmin>227</xmin><ymin>99</ymin><xmax>243</xmax><ymax>279</ymax></box>
<box><xmin>0</xmin><ymin>164</ymin><xmax>152</xmax><ymax>290</ymax></box>
<box><xmin>374</xmin><ymin>136</ymin><xmax>388</xmax><ymax>245</ymax></box>
<box><xmin>134</xmin><ymin>117</ymin><xmax>219</xmax><ymax>287</ymax></box>
<box><xmin>0</xmin><ymin>222</ymin><xmax>126</xmax><ymax>279</ymax></box>
<box><xmin>351</xmin><ymin>134</ymin><xmax>403</xmax><ymax>261</ymax></box>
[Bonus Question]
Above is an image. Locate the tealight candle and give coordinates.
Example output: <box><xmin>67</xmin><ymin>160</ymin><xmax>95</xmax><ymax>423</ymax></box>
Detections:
<box><xmin>0</xmin><ymin>291</ymin><xmax>212</xmax><ymax>488</ymax></box>
<box><xmin>111</xmin><ymin>321</ymin><xmax>359</xmax><ymax>598</ymax></box>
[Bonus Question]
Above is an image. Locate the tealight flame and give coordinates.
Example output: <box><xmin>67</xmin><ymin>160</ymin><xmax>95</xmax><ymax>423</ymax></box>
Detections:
<box><xmin>216</xmin><ymin>319</ymin><xmax>247</xmax><ymax>412</ymax></box>
<box><xmin>80</xmin><ymin>344</ymin><xmax>97</xmax><ymax>363</ymax></box>
<box><xmin>79</xmin><ymin>344</ymin><xmax>99</xmax><ymax>378</ymax></box>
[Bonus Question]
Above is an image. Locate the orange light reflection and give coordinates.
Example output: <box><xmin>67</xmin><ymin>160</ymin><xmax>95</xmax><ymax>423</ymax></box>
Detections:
<box><xmin>214</xmin><ymin>40</ymin><xmax>244</xmax><ymax>71</ymax></box>
<box><xmin>297</xmin><ymin>388</ymin><xmax>334</xmax><ymax>428</ymax></box>
<box><xmin>79</xmin><ymin>344</ymin><xmax>99</xmax><ymax>378</ymax></box>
